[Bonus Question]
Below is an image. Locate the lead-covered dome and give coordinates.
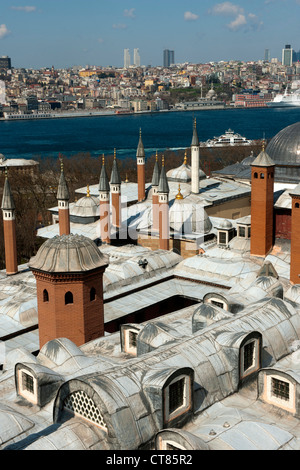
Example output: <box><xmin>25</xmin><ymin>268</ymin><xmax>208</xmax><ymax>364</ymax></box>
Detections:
<box><xmin>29</xmin><ymin>234</ymin><xmax>108</xmax><ymax>273</ymax></box>
<box><xmin>266</xmin><ymin>121</ymin><xmax>300</xmax><ymax>181</ymax></box>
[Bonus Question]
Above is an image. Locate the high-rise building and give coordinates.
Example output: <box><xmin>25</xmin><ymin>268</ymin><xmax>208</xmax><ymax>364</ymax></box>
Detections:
<box><xmin>133</xmin><ymin>48</ymin><xmax>141</xmax><ymax>67</ymax></box>
<box><xmin>124</xmin><ymin>49</ymin><xmax>130</xmax><ymax>68</ymax></box>
<box><xmin>163</xmin><ymin>49</ymin><xmax>175</xmax><ymax>67</ymax></box>
<box><xmin>0</xmin><ymin>56</ymin><xmax>11</xmax><ymax>71</ymax></box>
<box><xmin>282</xmin><ymin>44</ymin><xmax>293</xmax><ymax>66</ymax></box>
<box><xmin>264</xmin><ymin>49</ymin><xmax>270</xmax><ymax>62</ymax></box>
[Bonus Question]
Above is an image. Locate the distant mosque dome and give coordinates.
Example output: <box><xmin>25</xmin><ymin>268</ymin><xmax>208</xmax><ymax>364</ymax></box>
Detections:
<box><xmin>29</xmin><ymin>234</ymin><xmax>108</xmax><ymax>273</ymax></box>
<box><xmin>169</xmin><ymin>193</ymin><xmax>212</xmax><ymax>234</ymax></box>
<box><xmin>167</xmin><ymin>155</ymin><xmax>206</xmax><ymax>183</ymax></box>
<box><xmin>266</xmin><ymin>121</ymin><xmax>300</xmax><ymax>181</ymax></box>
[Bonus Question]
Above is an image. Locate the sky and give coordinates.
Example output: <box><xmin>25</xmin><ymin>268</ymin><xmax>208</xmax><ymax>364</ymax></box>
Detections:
<box><xmin>0</xmin><ymin>0</ymin><xmax>300</xmax><ymax>69</ymax></box>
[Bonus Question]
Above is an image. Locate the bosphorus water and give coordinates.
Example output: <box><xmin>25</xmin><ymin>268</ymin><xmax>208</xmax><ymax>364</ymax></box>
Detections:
<box><xmin>1</xmin><ymin>107</ymin><xmax>300</xmax><ymax>161</ymax></box>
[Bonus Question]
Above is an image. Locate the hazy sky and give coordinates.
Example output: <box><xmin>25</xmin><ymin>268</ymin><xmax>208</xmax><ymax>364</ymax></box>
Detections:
<box><xmin>0</xmin><ymin>0</ymin><xmax>299</xmax><ymax>69</ymax></box>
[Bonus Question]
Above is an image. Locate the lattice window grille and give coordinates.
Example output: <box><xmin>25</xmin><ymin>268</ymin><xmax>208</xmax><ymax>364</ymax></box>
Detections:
<box><xmin>63</xmin><ymin>390</ymin><xmax>107</xmax><ymax>432</ymax></box>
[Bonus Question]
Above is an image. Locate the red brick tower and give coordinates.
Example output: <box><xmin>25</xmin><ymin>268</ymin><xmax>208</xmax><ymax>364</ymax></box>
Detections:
<box><xmin>1</xmin><ymin>170</ymin><xmax>18</xmax><ymax>275</ymax></box>
<box><xmin>151</xmin><ymin>151</ymin><xmax>160</xmax><ymax>232</ymax></box>
<box><xmin>289</xmin><ymin>184</ymin><xmax>300</xmax><ymax>284</ymax></box>
<box><xmin>29</xmin><ymin>234</ymin><xmax>109</xmax><ymax>349</ymax></box>
<box><xmin>98</xmin><ymin>155</ymin><xmax>110</xmax><ymax>244</ymax></box>
<box><xmin>250</xmin><ymin>145</ymin><xmax>275</xmax><ymax>257</ymax></box>
<box><xmin>137</xmin><ymin>128</ymin><xmax>146</xmax><ymax>202</ymax></box>
<box><xmin>110</xmin><ymin>150</ymin><xmax>121</xmax><ymax>231</ymax></box>
<box><xmin>158</xmin><ymin>156</ymin><xmax>170</xmax><ymax>250</ymax></box>
<box><xmin>56</xmin><ymin>159</ymin><xmax>70</xmax><ymax>236</ymax></box>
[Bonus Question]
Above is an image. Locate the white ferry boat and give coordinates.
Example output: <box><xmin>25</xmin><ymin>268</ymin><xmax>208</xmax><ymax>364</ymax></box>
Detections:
<box><xmin>203</xmin><ymin>129</ymin><xmax>253</xmax><ymax>147</ymax></box>
<box><xmin>267</xmin><ymin>88</ymin><xmax>300</xmax><ymax>108</ymax></box>
<box><xmin>3</xmin><ymin>110</ymin><xmax>116</xmax><ymax>120</ymax></box>
<box><xmin>4</xmin><ymin>111</ymin><xmax>53</xmax><ymax>120</ymax></box>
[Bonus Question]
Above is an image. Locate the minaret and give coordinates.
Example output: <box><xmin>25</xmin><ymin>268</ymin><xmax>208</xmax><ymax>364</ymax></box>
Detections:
<box><xmin>158</xmin><ymin>156</ymin><xmax>170</xmax><ymax>250</ymax></box>
<box><xmin>56</xmin><ymin>158</ymin><xmax>70</xmax><ymax>236</ymax></box>
<box><xmin>137</xmin><ymin>128</ymin><xmax>146</xmax><ymax>202</ymax></box>
<box><xmin>250</xmin><ymin>144</ymin><xmax>275</xmax><ymax>257</ymax></box>
<box><xmin>191</xmin><ymin>118</ymin><xmax>200</xmax><ymax>194</ymax></box>
<box><xmin>151</xmin><ymin>151</ymin><xmax>160</xmax><ymax>232</ymax></box>
<box><xmin>110</xmin><ymin>149</ymin><xmax>122</xmax><ymax>231</ymax></box>
<box><xmin>1</xmin><ymin>169</ymin><xmax>18</xmax><ymax>275</ymax></box>
<box><xmin>99</xmin><ymin>155</ymin><xmax>110</xmax><ymax>244</ymax></box>
<box><xmin>289</xmin><ymin>183</ymin><xmax>300</xmax><ymax>284</ymax></box>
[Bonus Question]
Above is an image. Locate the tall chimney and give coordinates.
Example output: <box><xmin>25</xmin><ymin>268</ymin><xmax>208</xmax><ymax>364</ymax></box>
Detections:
<box><xmin>191</xmin><ymin>118</ymin><xmax>200</xmax><ymax>194</ymax></box>
<box><xmin>158</xmin><ymin>156</ymin><xmax>170</xmax><ymax>250</ymax></box>
<box><xmin>110</xmin><ymin>149</ymin><xmax>122</xmax><ymax>231</ymax></box>
<box><xmin>99</xmin><ymin>155</ymin><xmax>110</xmax><ymax>244</ymax></box>
<box><xmin>1</xmin><ymin>169</ymin><xmax>18</xmax><ymax>275</ymax></box>
<box><xmin>56</xmin><ymin>158</ymin><xmax>70</xmax><ymax>236</ymax></box>
<box><xmin>151</xmin><ymin>151</ymin><xmax>160</xmax><ymax>232</ymax></box>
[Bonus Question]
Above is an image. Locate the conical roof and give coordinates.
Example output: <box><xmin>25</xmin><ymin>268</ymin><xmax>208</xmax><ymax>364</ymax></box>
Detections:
<box><xmin>99</xmin><ymin>156</ymin><xmax>110</xmax><ymax>192</ymax></box>
<box><xmin>110</xmin><ymin>151</ymin><xmax>121</xmax><ymax>185</ymax></box>
<box><xmin>251</xmin><ymin>147</ymin><xmax>275</xmax><ymax>167</ymax></box>
<box><xmin>1</xmin><ymin>174</ymin><xmax>15</xmax><ymax>211</ymax></box>
<box><xmin>151</xmin><ymin>153</ymin><xmax>160</xmax><ymax>187</ymax></box>
<box><xmin>136</xmin><ymin>129</ymin><xmax>145</xmax><ymax>157</ymax></box>
<box><xmin>56</xmin><ymin>162</ymin><xmax>70</xmax><ymax>201</ymax></box>
<box><xmin>158</xmin><ymin>158</ymin><xmax>169</xmax><ymax>194</ymax></box>
<box><xmin>191</xmin><ymin>118</ymin><xmax>199</xmax><ymax>147</ymax></box>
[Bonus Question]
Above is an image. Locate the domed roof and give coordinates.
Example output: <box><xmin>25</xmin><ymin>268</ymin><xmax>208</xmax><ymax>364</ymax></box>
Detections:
<box><xmin>169</xmin><ymin>197</ymin><xmax>212</xmax><ymax>234</ymax></box>
<box><xmin>71</xmin><ymin>193</ymin><xmax>100</xmax><ymax>217</ymax></box>
<box><xmin>29</xmin><ymin>234</ymin><xmax>108</xmax><ymax>273</ymax></box>
<box><xmin>266</xmin><ymin>121</ymin><xmax>300</xmax><ymax>181</ymax></box>
<box><xmin>217</xmin><ymin>219</ymin><xmax>233</xmax><ymax>230</ymax></box>
<box><xmin>167</xmin><ymin>156</ymin><xmax>206</xmax><ymax>183</ymax></box>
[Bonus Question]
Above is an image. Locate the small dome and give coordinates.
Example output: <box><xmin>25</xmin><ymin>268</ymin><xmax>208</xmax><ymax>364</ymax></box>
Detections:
<box><xmin>29</xmin><ymin>234</ymin><xmax>108</xmax><ymax>273</ymax></box>
<box><xmin>169</xmin><ymin>199</ymin><xmax>212</xmax><ymax>234</ymax></box>
<box><xmin>217</xmin><ymin>219</ymin><xmax>233</xmax><ymax>230</ymax></box>
<box><xmin>71</xmin><ymin>193</ymin><xmax>100</xmax><ymax>217</ymax></box>
<box><xmin>167</xmin><ymin>162</ymin><xmax>206</xmax><ymax>183</ymax></box>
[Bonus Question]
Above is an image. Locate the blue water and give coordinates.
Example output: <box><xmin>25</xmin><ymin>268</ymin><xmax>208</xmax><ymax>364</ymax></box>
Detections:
<box><xmin>1</xmin><ymin>107</ymin><xmax>300</xmax><ymax>161</ymax></box>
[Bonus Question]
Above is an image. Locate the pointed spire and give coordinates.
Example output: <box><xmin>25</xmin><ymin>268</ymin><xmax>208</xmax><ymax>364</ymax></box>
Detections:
<box><xmin>136</xmin><ymin>128</ymin><xmax>145</xmax><ymax>157</ymax></box>
<box><xmin>99</xmin><ymin>154</ymin><xmax>110</xmax><ymax>192</ymax></box>
<box><xmin>183</xmin><ymin>151</ymin><xmax>188</xmax><ymax>165</ymax></box>
<box><xmin>251</xmin><ymin>142</ymin><xmax>275</xmax><ymax>168</ymax></box>
<box><xmin>1</xmin><ymin>168</ymin><xmax>15</xmax><ymax>211</ymax></box>
<box><xmin>110</xmin><ymin>149</ymin><xmax>121</xmax><ymax>185</ymax></box>
<box><xmin>56</xmin><ymin>157</ymin><xmax>70</xmax><ymax>201</ymax></box>
<box><xmin>151</xmin><ymin>151</ymin><xmax>161</xmax><ymax>187</ymax></box>
<box><xmin>158</xmin><ymin>156</ymin><xmax>169</xmax><ymax>194</ymax></box>
<box><xmin>191</xmin><ymin>118</ymin><xmax>199</xmax><ymax>147</ymax></box>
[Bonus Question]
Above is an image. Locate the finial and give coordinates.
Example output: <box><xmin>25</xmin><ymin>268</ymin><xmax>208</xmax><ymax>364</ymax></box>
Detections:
<box><xmin>262</xmin><ymin>140</ymin><xmax>265</xmax><ymax>152</ymax></box>
<box><xmin>87</xmin><ymin>184</ymin><xmax>90</xmax><ymax>197</ymax></box>
<box><xmin>102</xmin><ymin>154</ymin><xmax>105</xmax><ymax>165</ymax></box>
<box><xmin>59</xmin><ymin>154</ymin><xmax>64</xmax><ymax>172</ymax></box>
<box><xmin>156</xmin><ymin>150</ymin><xmax>158</xmax><ymax>162</ymax></box>
<box><xmin>184</xmin><ymin>151</ymin><xmax>187</xmax><ymax>165</ymax></box>
<box><xmin>176</xmin><ymin>184</ymin><xmax>184</xmax><ymax>200</ymax></box>
<box><xmin>139</xmin><ymin>128</ymin><xmax>142</xmax><ymax>137</ymax></box>
<box><xmin>4</xmin><ymin>166</ymin><xmax>8</xmax><ymax>179</ymax></box>
<box><xmin>162</xmin><ymin>155</ymin><xmax>165</xmax><ymax>167</ymax></box>
<box><xmin>194</xmin><ymin>117</ymin><xmax>197</xmax><ymax>128</ymax></box>
<box><xmin>114</xmin><ymin>148</ymin><xmax>116</xmax><ymax>160</ymax></box>
<box><xmin>125</xmin><ymin>173</ymin><xmax>129</xmax><ymax>183</ymax></box>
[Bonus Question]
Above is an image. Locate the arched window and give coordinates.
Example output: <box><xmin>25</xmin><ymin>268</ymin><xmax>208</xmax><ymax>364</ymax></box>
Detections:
<box><xmin>295</xmin><ymin>203</ymin><xmax>300</xmax><ymax>209</ymax></box>
<box><xmin>254</xmin><ymin>172</ymin><xmax>258</xmax><ymax>179</ymax></box>
<box><xmin>239</xmin><ymin>332</ymin><xmax>262</xmax><ymax>381</ymax></box>
<box><xmin>90</xmin><ymin>287</ymin><xmax>96</xmax><ymax>302</ymax></box>
<box><xmin>43</xmin><ymin>289</ymin><xmax>49</xmax><ymax>302</ymax></box>
<box><xmin>65</xmin><ymin>291</ymin><xmax>73</xmax><ymax>305</ymax></box>
<box><xmin>260</xmin><ymin>173</ymin><xmax>265</xmax><ymax>179</ymax></box>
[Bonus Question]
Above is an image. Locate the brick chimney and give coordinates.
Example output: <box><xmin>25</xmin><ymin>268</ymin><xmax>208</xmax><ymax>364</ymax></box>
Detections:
<box><xmin>99</xmin><ymin>155</ymin><xmax>110</xmax><ymax>244</ymax></box>
<box><xmin>250</xmin><ymin>145</ymin><xmax>275</xmax><ymax>257</ymax></box>
<box><xmin>151</xmin><ymin>151</ymin><xmax>160</xmax><ymax>232</ymax></box>
<box><xmin>289</xmin><ymin>184</ymin><xmax>300</xmax><ymax>284</ymax></box>
<box><xmin>56</xmin><ymin>158</ymin><xmax>70</xmax><ymax>236</ymax></box>
<box><xmin>1</xmin><ymin>170</ymin><xmax>18</xmax><ymax>275</ymax></box>
<box><xmin>137</xmin><ymin>128</ymin><xmax>146</xmax><ymax>202</ymax></box>
<box><xmin>110</xmin><ymin>150</ymin><xmax>121</xmax><ymax>231</ymax></box>
<box><xmin>158</xmin><ymin>156</ymin><xmax>170</xmax><ymax>250</ymax></box>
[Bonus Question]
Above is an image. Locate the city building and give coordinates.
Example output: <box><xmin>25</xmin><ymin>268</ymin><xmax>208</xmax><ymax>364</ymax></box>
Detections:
<box><xmin>124</xmin><ymin>49</ymin><xmax>130</xmax><ymax>69</ymax></box>
<box><xmin>133</xmin><ymin>48</ymin><xmax>141</xmax><ymax>67</ymax></box>
<box><xmin>282</xmin><ymin>45</ymin><xmax>293</xmax><ymax>66</ymax></box>
<box><xmin>163</xmin><ymin>49</ymin><xmax>174</xmax><ymax>67</ymax></box>
<box><xmin>0</xmin><ymin>56</ymin><xmax>11</xmax><ymax>72</ymax></box>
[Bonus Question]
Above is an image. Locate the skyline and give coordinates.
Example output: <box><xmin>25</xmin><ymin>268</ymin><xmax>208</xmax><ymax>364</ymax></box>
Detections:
<box><xmin>0</xmin><ymin>0</ymin><xmax>300</xmax><ymax>69</ymax></box>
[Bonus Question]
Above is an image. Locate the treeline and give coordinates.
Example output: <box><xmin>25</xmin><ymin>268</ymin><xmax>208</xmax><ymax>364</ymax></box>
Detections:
<box><xmin>0</xmin><ymin>142</ymin><xmax>262</xmax><ymax>270</ymax></box>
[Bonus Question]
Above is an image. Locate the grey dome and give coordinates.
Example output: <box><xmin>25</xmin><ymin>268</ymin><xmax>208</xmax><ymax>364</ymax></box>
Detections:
<box><xmin>217</xmin><ymin>219</ymin><xmax>233</xmax><ymax>230</ymax></box>
<box><xmin>167</xmin><ymin>163</ymin><xmax>206</xmax><ymax>183</ymax></box>
<box><xmin>266</xmin><ymin>121</ymin><xmax>300</xmax><ymax>181</ymax></box>
<box><xmin>29</xmin><ymin>234</ymin><xmax>108</xmax><ymax>273</ymax></box>
<box><xmin>71</xmin><ymin>195</ymin><xmax>100</xmax><ymax>217</ymax></box>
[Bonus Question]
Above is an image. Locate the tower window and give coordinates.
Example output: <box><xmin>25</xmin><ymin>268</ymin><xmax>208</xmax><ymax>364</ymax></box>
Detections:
<box><xmin>295</xmin><ymin>203</ymin><xmax>300</xmax><ymax>209</ymax></box>
<box><xmin>260</xmin><ymin>173</ymin><xmax>265</xmax><ymax>179</ymax></box>
<box><xmin>272</xmin><ymin>378</ymin><xmax>289</xmax><ymax>401</ymax></box>
<box><xmin>254</xmin><ymin>172</ymin><xmax>258</xmax><ymax>179</ymax></box>
<box><xmin>90</xmin><ymin>287</ymin><xmax>96</xmax><ymax>302</ymax></box>
<box><xmin>164</xmin><ymin>374</ymin><xmax>191</xmax><ymax>424</ymax></box>
<box><xmin>65</xmin><ymin>291</ymin><xmax>73</xmax><ymax>305</ymax></box>
<box><xmin>43</xmin><ymin>289</ymin><xmax>49</xmax><ymax>302</ymax></box>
